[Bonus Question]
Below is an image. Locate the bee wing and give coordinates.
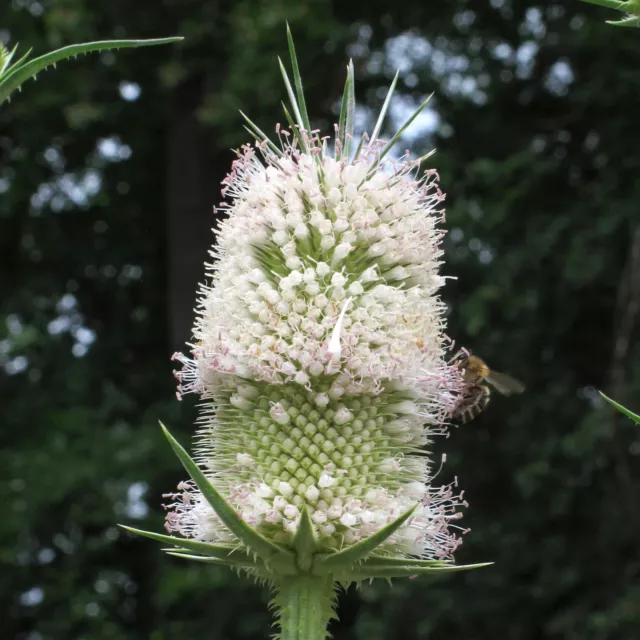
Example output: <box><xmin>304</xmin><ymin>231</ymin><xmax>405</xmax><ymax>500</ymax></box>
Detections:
<box><xmin>485</xmin><ymin>371</ymin><xmax>525</xmax><ymax>396</ymax></box>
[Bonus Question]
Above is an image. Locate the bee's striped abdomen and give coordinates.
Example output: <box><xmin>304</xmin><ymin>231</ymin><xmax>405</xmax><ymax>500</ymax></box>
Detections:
<box><xmin>452</xmin><ymin>384</ymin><xmax>491</xmax><ymax>423</ymax></box>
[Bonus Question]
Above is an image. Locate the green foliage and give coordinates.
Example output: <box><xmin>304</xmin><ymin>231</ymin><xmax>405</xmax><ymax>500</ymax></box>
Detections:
<box><xmin>579</xmin><ymin>0</ymin><xmax>640</xmax><ymax>27</ymax></box>
<box><xmin>2</xmin><ymin>1</ymin><xmax>640</xmax><ymax>639</ymax></box>
<box><xmin>0</xmin><ymin>37</ymin><xmax>183</xmax><ymax>105</ymax></box>
<box><xmin>600</xmin><ymin>392</ymin><xmax>640</xmax><ymax>423</ymax></box>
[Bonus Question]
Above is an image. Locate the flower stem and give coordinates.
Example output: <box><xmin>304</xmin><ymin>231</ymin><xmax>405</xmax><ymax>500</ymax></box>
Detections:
<box><xmin>273</xmin><ymin>576</ymin><xmax>337</xmax><ymax>640</ymax></box>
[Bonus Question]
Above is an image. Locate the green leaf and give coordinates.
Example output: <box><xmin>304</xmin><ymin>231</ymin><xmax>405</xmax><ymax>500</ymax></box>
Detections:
<box><xmin>314</xmin><ymin>506</ymin><xmax>416</xmax><ymax>573</ymax></box>
<box><xmin>608</xmin><ymin>15</ymin><xmax>640</xmax><ymax>26</ymax></box>
<box><xmin>579</xmin><ymin>0</ymin><xmax>631</xmax><ymax>9</ymax></box>
<box><xmin>119</xmin><ymin>525</ymin><xmax>256</xmax><ymax>565</ymax></box>
<box><xmin>350</xmin><ymin>562</ymin><xmax>494</xmax><ymax>580</ymax></box>
<box><xmin>293</xmin><ymin>507</ymin><xmax>317</xmax><ymax>572</ymax></box>
<box><xmin>578</xmin><ymin>0</ymin><xmax>640</xmax><ymax>27</ymax></box>
<box><xmin>0</xmin><ymin>37</ymin><xmax>183</xmax><ymax>105</ymax></box>
<box><xmin>285</xmin><ymin>23</ymin><xmax>311</xmax><ymax>133</ymax></box>
<box><xmin>600</xmin><ymin>392</ymin><xmax>640</xmax><ymax>424</ymax></box>
<box><xmin>159</xmin><ymin>422</ymin><xmax>296</xmax><ymax>570</ymax></box>
<box><xmin>369</xmin><ymin>70</ymin><xmax>400</xmax><ymax>145</ymax></box>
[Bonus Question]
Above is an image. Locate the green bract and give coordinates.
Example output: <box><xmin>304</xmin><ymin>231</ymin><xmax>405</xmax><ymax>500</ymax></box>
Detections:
<box><xmin>121</xmin><ymin>424</ymin><xmax>490</xmax><ymax>582</ymax></box>
<box><xmin>600</xmin><ymin>392</ymin><xmax>640</xmax><ymax>423</ymax></box>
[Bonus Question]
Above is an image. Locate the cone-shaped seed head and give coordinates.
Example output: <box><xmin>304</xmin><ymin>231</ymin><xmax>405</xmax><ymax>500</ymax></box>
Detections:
<box><xmin>168</xmin><ymin>129</ymin><xmax>466</xmax><ymax>560</ymax></box>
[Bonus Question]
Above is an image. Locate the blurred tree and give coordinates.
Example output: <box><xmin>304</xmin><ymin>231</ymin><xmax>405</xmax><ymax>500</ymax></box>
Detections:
<box><xmin>1</xmin><ymin>1</ymin><xmax>639</xmax><ymax>639</ymax></box>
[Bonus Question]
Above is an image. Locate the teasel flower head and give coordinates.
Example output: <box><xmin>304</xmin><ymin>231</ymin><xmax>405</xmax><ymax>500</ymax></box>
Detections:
<box><xmin>123</xmin><ymin>29</ymin><xmax>490</xmax><ymax>627</ymax></box>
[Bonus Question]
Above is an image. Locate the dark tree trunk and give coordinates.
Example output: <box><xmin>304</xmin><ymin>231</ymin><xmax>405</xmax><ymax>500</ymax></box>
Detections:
<box><xmin>166</xmin><ymin>74</ymin><xmax>220</xmax><ymax>350</ymax></box>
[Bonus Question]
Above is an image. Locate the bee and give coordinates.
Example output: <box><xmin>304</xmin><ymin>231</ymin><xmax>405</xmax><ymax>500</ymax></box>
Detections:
<box><xmin>452</xmin><ymin>353</ymin><xmax>525</xmax><ymax>423</ymax></box>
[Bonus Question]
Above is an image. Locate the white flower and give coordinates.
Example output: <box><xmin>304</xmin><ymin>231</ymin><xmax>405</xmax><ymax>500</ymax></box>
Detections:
<box><xmin>167</xmin><ymin>120</ymin><xmax>466</xmax><ymax>560</ymax></box>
